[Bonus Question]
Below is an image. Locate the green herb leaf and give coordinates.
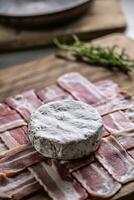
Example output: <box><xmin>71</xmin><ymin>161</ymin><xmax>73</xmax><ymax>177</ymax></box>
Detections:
<box><xmin>54</xmin><ymin>36</ymin><xmax>134</xmax><ymax>74</ymax></box>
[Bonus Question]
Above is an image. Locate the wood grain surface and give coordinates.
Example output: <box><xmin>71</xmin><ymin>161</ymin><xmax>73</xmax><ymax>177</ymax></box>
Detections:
<box><xmin>0</xmin><ymin>0</ymin><xmax>126</xmax><ymax>52</ymax></box>
<box><xmin>0</xmin><ymin>33</ymin><xmax>134</xmax><ymax>200</ymax></box>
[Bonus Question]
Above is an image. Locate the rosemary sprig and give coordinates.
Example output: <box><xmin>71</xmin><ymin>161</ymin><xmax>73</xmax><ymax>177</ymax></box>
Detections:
<box><xmin>54</xmin><ymin>36</ymin><xmax>134</xmax><ymax>74</ymax></box>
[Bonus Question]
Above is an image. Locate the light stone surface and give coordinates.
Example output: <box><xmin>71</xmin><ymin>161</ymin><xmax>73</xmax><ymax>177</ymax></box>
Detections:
<box><xmin>29</xmin><ymin>99</ymin><xmax>103</xmax><ymax>160</ymax></box>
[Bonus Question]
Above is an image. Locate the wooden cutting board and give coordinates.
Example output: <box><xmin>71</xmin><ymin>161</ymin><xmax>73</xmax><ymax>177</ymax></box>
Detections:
<box><xmin>0</xmin><ymin>33</ymin><xmax>134</xmax><ymax>200</ymax></box>
<box><xmin>0</xmin><ymin>0</ymin><xmax>126</xmax><ymax>52</ymax></box>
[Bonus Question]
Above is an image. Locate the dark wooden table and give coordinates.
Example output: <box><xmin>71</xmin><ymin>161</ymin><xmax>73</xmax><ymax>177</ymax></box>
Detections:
<box><xmin>0</xmin><ymin>0</ymin><xmax>133</xmax><ymax>69</ymax></box>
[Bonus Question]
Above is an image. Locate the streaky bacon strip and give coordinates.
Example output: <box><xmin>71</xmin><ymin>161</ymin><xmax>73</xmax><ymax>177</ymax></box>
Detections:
<box><xmin>0</xmin><ymin>127</ymin><xmax>43</xmax><ymax>199</ymax></box>
<box><xmin>94</xmin><ymin>79</ymin><xmax>119</xmax><ymax>99</ymax></box>
<box><xmin>103</xmin><ymin>111</ymin><xmax>134</xmax><ymax>133</ymax></box>
<box><xmin>0</xmin><ymin>109</ymin><xmax>26</xmax><ymax>133</ymax></box>
<box><xmin>73</xmin><ymin>161</ymin><xmax>121</xmax><ymax>198</ymax></box>
<box><xmin>96</xmin><ymin>93</ymin><xmax>134</xmax><ymax>116</ymax></box>
<box><xmin>0</xmin><ymin>139</ymin><xmax>8</xmax><ymax>159</ymax></box>
<box><xmin>0</xmin><ymin>144</ymin><xmax>45</xmax><ymax>176</ymax></box>
<box><xmin>128</xmin><ymin>149</ymin><xmax>134</xmax><ymax>159</ymax></box>
<box><xmin>0</xmin><ymin>151</ymin><xmax>10</xmax><ymax>159</ymax></box>
<box><xmin>37</xmin><ymin>84</ymin><xmax>72</xmax><ymax>103</ymax></box>
<box><xmin>10</xmin><ymin>126</ymin><xmax>29</xmax><ymax>144</ymax></box>
<box><xmin>1</xmin><ymin>131</ymin><xmax>19</xmax><ymax>149</ymax></box>
<box><xmin>95</xmin><ymin>136</ymin><xmax>134</xmax><ymax>183</ymax></box>
<box><xmin>0</xmin><ymin>139</ymin><xmax>7</xmax><ymax>152</ymax></box>
<box><xmin>1</xmin><ymin>126</ymin><xmax>29</xmax><ymax>149</ymax></box>
<box><xmin>0</xmin><ymin>170</ymin><xmax>42</xmax><ymax>200</ymax></box>
<box><xmin>94</xmin><ymin>80</ymin><xmax>134</xmax><ymax>115</ymax></box>
<box><xmin>113</xmin><ymin>130</ymin><xmax>134</xmax><ymax>150</ymax></box>
<box><xmin>2</xmin><ymin>95</ymin><xmax>91</xmax><ymax>198</ymax></box>
<box><xmin>125</xmin><ymin>106</ymin><xmax>134</xmax><ymax>123</ymax></box>
<box><xmin>58</xmin><ymin>72</ymin><xmax>106</xmax><ymax>104</ymax></box>
<box><xmin>102</xmin><ymin>130</ymin><xmax>110</xmax><ymax>137</ymax></box>
<box><xmin>61</xmin><ymin>154</ymin><xmax>95</xmax><ymax>173</ymax></box>
<box><xmin>29</xmin><ymin>160</ymin><xmax>88</xmax><ymax>200</ymax></box>
<box><xmin>1</xmin><ymin>129</ymin><xmax>28</xmax><ymax>150</ymax></box>
<box><xmin>0</xmin><ymin>103</ymin><xmax>11</xmax><ymax>115</ymax></box>
<box><xmin>5</xmin><ymin>90</ymin><xmax>42</xmax><ymax>122</ymax></box>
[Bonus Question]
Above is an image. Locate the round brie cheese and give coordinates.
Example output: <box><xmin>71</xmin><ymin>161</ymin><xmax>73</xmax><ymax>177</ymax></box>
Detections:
<box><xmin>29</xmin><ymin>99</ymin><xmax>103</xmax><ymax>160</ymax></box>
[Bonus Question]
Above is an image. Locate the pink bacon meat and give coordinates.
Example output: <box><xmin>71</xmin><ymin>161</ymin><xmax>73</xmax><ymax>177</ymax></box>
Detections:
<box><xmin>0</xmin><ymin>73</ymin><xmax>133</xmax><ymax>199</ymax></box>
<box><xmin>61</xmin><ymin>154</ymin><xmax>95</xmax><ymax>173</ymax></box>
<box><xmin>0</xmin><ymin>144</ymin><xmax>44</xmax><ymax>176</ymax></box>
<box><xmin>96</xmin><ymin>93</ymin><xmax>134</xmax><ymax>116</ymax></box>
<box><xmin>103</xmin><ymin>111</ymin><xmax>134</xmax><ymax>133</ymax></box>
<box><xmin>0</xmin><ymin>170</ymin><xmax>42</xmax><ymax>200</ymax></box>
<box><xmin>29</xmin><ymin>160</ymin><xmax>88</xmax><ymax>200</ymax></box>
<box><xmin>102</xmin><ymin>130</ymin><xmax>110</xmax><ymax>137</ymax></box>
<box><xmin>112</xmin><ymin>130</ymin><xmax>134</xmax><ymax>150</ymax></box>
<box><xmin>8</xmin><ymin>126</ymin><xmax>29</xmax><ymax>145</ymax></box>
<box><xmin>73</xmin><ymin>161</ymin><xmax>121</xmax><ymax>198</ymax></box>
<box><xmin>0</xmin><ymin>128</ymin><xmax>43</xmax><ymax>199</ymax></box>
<box><xmin>113</xmin><ymin>106</ymin><xmax>134</xmax><ymax>155</ymax></box>
<box><xmin>0</xmin><ymin>103</ymin><xmax>11</xmax><ymax>114</ymax></box>
<box><xmin>37</xmin><ymin>84</ymin><xmax>71</xmax><ymax>103</ymax></box>
<box><xmin>94</xmin><ymin>79</ymin><xmax>119</xmax><ymax>99</ymax></box>
<box><xmin>58</xmin><ymin>72</ymin><xmax>106</xmax><ymax>104</ymax></box>
<box><xmin>128</xmin><ymin>149</ymin><xmax>134</xmax><ymax>159</ymax></box>
<box><xmin>1</xmin><ymin>131</ymin><xmax>20</xmax><ymax>149</ymax></box>
<box><xmin>95</xmin><ymin>136</ymin><xmax>134</xmax><ymax>184</ymax></box>
<box><xmin>6</xmin><ymin>90</ymin><xmax>42</xmax><ymax>122</ymax></box>
<box><xmin>125</xmin><ymin>106</ymin><xmax>134</xmax><ymax>123</ymax></box>
<box><xmin>1</xmin><ymin>126</ymin><xmax>29</xmax><ymax>149</ymax></box>
<box><xmin>0</xmin><ymin>108</ymin><xmax>26</xmax><ymax>133</ymax></box>
<box><xmin>0</xmin><ymin>139</ymin><xmax>8</xmax><ymax>159</ymax></box>
<box><xmin>0</xmin><ymin>139</ymin><xmax>7</xmax><ymax>152</ymax></box>
<box><xmin>94</xmin><ymin>79</ymin><xmax>134</xmax><ymax>114</ymax></box>
<box><xmin>2</xmin><ymin>93</ymin><xmax>90</xmax><ymax>200</ymax></box>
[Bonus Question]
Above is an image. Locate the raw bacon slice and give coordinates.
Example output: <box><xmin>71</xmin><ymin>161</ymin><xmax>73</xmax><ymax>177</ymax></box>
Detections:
<box><xmin>61</xmin><ymin>154</ymin><xmax>95</xmax><ymax>172</ymax></box>
<box><xmin>125</xmin><ymin>106</ymin><xmax>134</xmax><ymax>123</ymax></box>
<box><xmin>102</xmin><ymin>130</ymin><xmax>110</xmax><ymax>137</ymax></box>
<box><xmin>95</xmin><ymin>136</ymin><xmax>134</xmax><ymax>183</ymax></box>
<box><xmin>0</xmin><ymin>144</ymin><xmax>44</xmax><ymax>176</ymax></box>
<box><xmin>96</xmin><ymin>94</ymin><xmax>134</xmax><ymax>116</ymax></box>
<box><xmin>102</xmin><ymin>111</ymin><xmax>134</xmax><ymax>133</ymax></box>
<box><xmin>94</xmin><ymin>79</ymin><xmax>119</xmax><ymax>99</ymax></box>
<box><xmin>0</xmin><ymin>170</ymin><xmax>42</xmax><ymax>200</ymax></box>
<box><xmin>73</xmin><ymin>161</ymin><xmax>121</xmax><ymax>198</ymax></box>
<box><xmin>1</xmin><ymin>131</ymin><xmax>19</xmax><ymax>150</ymax></box>
<box><xmin>9</xmin><ymin>126</ymin><xmax>29</xmax><ymax>145</ymax></box>
<box><xmin>0</xmin><ymin>139</ymin><xmax>8</xmax><ymax>159</ymax></box>
<box><xmin>29</xmin><ymin>160</ymin><xmax>88</xmax><ymax>200</ymax></box>
<box><xmin>0</xmin><ymin>109</ymin><xmax>26</xmax><ymax>133</ymax></box>
<box><xmin>58</xmin><ymin>72</ymin><xmax>106</xmax><ymax>104</ymax></box>
<box><xmin>128</xmin><ymin>149</ymin><xmax>134</xmax><ymax>159</ymax></box>
<box><xmin>6</xmin><ymin>90</ymin><xmax>42</xmax><ymax>122</ymax></box>
<box><xmin>0</xmin><ymin>103</ymin><xmax>11</xmax><ymax>115</ymax></box>
<box><xmin>1</xmin><ymin>126</ymin><xmax>29</xmax><ymax>149</ymax></box>
<box><xmin>0</xmin><ymin>139</ymin><xmax>7</xmax><ymax>152</ymax></box>
<box><xmin>113</xmin><ymin>130</ymin><xmax>134</xmax><ymax>150</ymax></box>
<box><xmin>37</xmin><ymin>84</ymin><xmax>72</xmax><ymax>103</ymax></box>
<box><xmin>0</xmin><ymin>129</ymin><xmax>43</xmax><ymax>199</ymax></box>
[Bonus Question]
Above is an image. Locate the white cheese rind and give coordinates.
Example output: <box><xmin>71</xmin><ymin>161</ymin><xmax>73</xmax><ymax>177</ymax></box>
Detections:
<box><xmin>29</xmin><ymin>100</ymin><xmax>103</xmax><ymax>160</ymax></box>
